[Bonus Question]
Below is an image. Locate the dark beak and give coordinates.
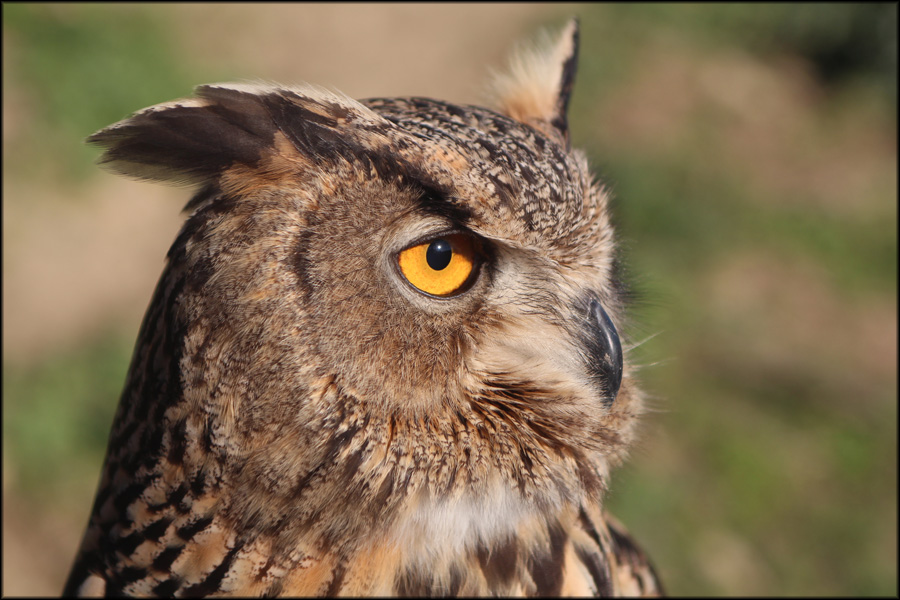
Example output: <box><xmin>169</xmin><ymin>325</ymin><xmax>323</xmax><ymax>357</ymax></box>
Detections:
<box><xmin>586</xmin><ymin>298</ymin><xmax>623</xmax><ymax>405</ymax></box>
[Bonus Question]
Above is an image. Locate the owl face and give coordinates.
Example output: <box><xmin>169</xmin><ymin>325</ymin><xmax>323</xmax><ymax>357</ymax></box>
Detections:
<box><xmin>77</xmin><ymin>21</ymin><xmax>645</xmax><ymax>585</ymax></box>
<box><xmin>254</xmin><ymin>94</ymin><xmax>621</xmax><ymax>415</ymax></box>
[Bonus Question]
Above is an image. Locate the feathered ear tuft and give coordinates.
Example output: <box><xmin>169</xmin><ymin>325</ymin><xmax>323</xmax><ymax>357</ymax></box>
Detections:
<box><xmin>87</xmin><ymin>86</ymin><xmax>281</xmax><ymax>186</ymax></box>
<box><xmin>487</xmin><ymin>18</ymin><xmax>579</xmax><ymax>147</ymax></box>
<box><xmin>87</xmin><ymin>83</ymin><xmax>388</xmax><ymax>187</ymax></box>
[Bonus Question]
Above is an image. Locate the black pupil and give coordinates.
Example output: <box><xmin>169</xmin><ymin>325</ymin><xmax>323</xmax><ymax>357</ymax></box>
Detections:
<box><xmin>426</xmin><ymin>239</ymin><xmax>453</xmax><ymax>270</ymax></box>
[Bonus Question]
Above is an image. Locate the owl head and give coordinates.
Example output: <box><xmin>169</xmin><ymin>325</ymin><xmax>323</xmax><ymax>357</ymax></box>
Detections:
<box><xmin>87</xmin><ymin>20</ymin><xmax>641</xmax><ymax>558</ymax></box>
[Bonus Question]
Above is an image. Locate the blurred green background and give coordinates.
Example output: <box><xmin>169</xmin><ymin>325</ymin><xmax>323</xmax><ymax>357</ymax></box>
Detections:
<box><xmin>3</xmin><ymin>4</ymin><xmax>896</xmax><ymax>596</ymax></box>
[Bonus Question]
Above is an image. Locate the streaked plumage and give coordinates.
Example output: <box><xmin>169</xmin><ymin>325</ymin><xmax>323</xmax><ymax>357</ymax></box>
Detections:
<box><xmin>65</xmin><ymin>20</ymin><xmax>664</xmax><ymax>597</ymax></box>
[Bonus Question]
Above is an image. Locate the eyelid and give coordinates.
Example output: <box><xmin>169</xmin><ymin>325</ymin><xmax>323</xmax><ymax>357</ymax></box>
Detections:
<box><xmin>401</xmin><ymin>227</ymin><xmax>466</xmax><ymax>249</ymax></box>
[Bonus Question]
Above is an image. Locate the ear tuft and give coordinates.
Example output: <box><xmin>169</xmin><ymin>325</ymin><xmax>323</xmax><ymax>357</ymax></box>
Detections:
<box><xmin>88</xmin><ymin>83</ymin><xmax>390</xmax><ymax>187</ymax></box>
<box><xmin>487</xmin><ymin>19</ymin><xmax>579</xmax><ymax>146</ymax></box>
<box><xmin>87</xmin><ymin>86</ymin><xmax>282</xmax><ymax>186</ymax></box>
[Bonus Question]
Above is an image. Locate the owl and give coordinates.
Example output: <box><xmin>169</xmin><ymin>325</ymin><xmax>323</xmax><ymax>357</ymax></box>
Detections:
<box><xmin>64</xmin><ymin>20</ymin><xmax>663</xmax><ymax>597</ymax></box>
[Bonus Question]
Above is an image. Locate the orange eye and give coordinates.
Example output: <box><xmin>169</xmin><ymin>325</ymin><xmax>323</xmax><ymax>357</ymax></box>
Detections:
<box><xmin>398</xmin><ymin>233</ymin><xmax>477</xmax><ymax>297</ymax></box>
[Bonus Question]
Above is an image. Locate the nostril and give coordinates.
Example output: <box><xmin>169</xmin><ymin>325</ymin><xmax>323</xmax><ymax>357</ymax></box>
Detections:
<box><xmin>589</xmin><ymin>298</ymin><xmax>623</xmax><ymax>403</ymax></box>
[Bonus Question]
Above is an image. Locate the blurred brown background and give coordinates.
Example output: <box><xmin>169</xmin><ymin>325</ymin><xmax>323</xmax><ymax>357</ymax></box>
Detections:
<box><xmin>3</xmin><ymin>4</ymin><xmax>896</xmax><ymax>596</ymax></box>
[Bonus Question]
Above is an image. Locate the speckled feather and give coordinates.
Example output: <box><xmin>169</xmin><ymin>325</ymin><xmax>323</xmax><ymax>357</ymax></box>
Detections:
<box><xmin>65</xmin><ymin>20</ymin><xmax>663</xmax><ymax>597</ymax></box>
